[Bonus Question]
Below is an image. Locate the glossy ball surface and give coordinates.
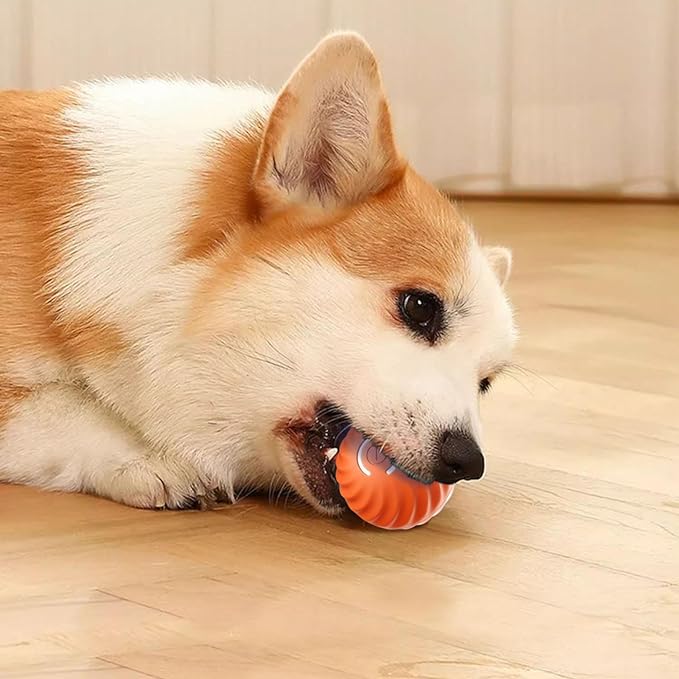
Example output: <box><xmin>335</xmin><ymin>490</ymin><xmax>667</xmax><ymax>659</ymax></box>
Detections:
<box><xmin>334</xmin><ymin>428</ymin><xmax>454</xmax><ymax>530</ymax></box>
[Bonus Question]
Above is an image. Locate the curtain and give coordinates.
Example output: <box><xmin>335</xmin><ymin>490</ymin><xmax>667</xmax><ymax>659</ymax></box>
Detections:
<box><xmin>1</xmin><ymin>0</ymin><xmax>677</xmax><ymax>197</ymax></box>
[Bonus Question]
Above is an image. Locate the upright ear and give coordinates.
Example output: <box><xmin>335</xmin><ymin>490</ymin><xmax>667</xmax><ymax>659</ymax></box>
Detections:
<box><xmin>253</xmin><ymin>32</ymin><xmax>404</xmax><ymax>215</ymax></box>
<box><xmin>485</xmin><ymin>246</ymin><xmax>512</xmax><ymax>287</ymax></box>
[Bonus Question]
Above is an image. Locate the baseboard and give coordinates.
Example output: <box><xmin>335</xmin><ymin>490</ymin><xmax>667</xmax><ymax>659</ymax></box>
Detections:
<box><xmin>441</xmin><ymin>190</ymin><xmax>679</xmax><ymax>205</ymax></box>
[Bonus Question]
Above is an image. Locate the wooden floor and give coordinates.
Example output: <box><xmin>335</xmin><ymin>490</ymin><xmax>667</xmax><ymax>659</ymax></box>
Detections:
<box><xmin>1</xmin><ymin>201</ymin><xmax>678</xmax><ymax>678</ymax></box>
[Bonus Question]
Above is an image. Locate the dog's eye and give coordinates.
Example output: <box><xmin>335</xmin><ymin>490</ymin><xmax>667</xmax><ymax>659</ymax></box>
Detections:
<box><xmin>397</xmin><ymin>290</ymin><xmax>444</xmax><ymax>343</ymax></box>
<box><xmin>478</xmin><ymin>377</ymin><xmax>492</xmax><ymax>395</ymax></box>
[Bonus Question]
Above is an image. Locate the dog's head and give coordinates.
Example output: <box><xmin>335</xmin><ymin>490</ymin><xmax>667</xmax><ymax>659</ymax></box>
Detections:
<box><xmin>190</xmin><ymin>33</ymin><xmax>516</xmax><ymax>513</ymax></box>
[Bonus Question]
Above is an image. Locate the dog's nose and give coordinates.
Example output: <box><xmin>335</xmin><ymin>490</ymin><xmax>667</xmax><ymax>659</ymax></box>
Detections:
<box><xmin>433</xmin><ymin>429</ymin><xmax>485</xmax><ymax>484</ymax></box>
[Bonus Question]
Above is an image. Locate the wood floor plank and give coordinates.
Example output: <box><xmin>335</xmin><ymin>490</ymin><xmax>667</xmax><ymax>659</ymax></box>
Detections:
<box><xmin>1</xmin><ymin>201</ymin><xmax>678</xmax><ymax>678</ymax></box>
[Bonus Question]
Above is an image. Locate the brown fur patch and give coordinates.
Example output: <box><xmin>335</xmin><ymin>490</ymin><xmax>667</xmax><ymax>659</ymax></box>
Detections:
<box><xmin>58</xmin><ymin>317</ymin><xmax>127</xmax><ymax>360</ymax></box>
<box><xmin>245</xmin><ymin>167</ymin><xmax>469</xmax><ymax>296</ymax></box>
<box><xmin>326</xmin><ymin>169</ymin><xmax>469</xmax><ymax>297</ymax></box>
<box><xmin>252</xmin><ymin>91</ymin><xmax>293</xmax><ymax>215</ymax></box>
<box><xmin>0</xmin><ymin>383</ymin><xmax>31</xmax><ymax>427</ymax></box>
<box><xmin>0</xmin><ymin>89</ymin><xmax>125</xmax><ymax>376</ymax></box>
<box><xmin>180</xmin><ymin>115</ymin><xmax>266</xmax><ymax>261</ymax></box>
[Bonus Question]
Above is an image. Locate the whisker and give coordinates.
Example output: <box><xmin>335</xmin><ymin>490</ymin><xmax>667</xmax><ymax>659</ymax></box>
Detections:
<box><xmin>500</xmin><ymin>370</ymin><xmax>534</xmax><ymax>395</ymax></box>
<box><xmin>317</xmin><ymin>414</ymin><xmax>352</xmax><ymax>427</ymax></box>
<box><xmin>207</xmin><ymin>418</ymin><xmax>231</xmax><ymax>434</ymax></box>
<box><xmin>254</xmin><ymin>254</ymin><xmax>292</xmax><ymax>277</ymax></box>
<box><xmin>453</xmin><ymin>267</ymin><xmax>482</xmax><ymax>318</ymax></box>
<box><xmin>377</xmin><ymin>430</ymin><xmax>395</xmax><ymax>459</ymax></box>
<box><xmin>234</xmin><ymin>470</ymin><xmax>261</xmax><ymax>502</ymax></box>
<box><xmin>505</xmin><ymin>362</ymin><xmax>557</xmax><ymax>389</ymax></box>
<box><xmin>278</xmin><ymin>485</ymin><xmax>288</xmax><ymax>507</ymax></box>
<box><xmin>282</xmin><ymin>487</ymin><xmax>302</xmax><ymax>510</ymax></box>
<box><xmin>267</xmin><ymin>473</ymin><xmax>281</xmax><ymax>505</ymax></box>
<box><xmin>314</xmin><ymin>404</ymin><xmax>349</xmax><ymax>421</ymax></box>
<box><xmin>315</xmin><ymin>403</ymin><xmax>341</xmax><ymax>415</ymax></box>
<box><xmin>217</xmin><ymin>338</ymin><xmax>294</xmax><ymax>373</ymax></box>
<box><xmin>264</xmin><ymin>338</ymin><xmax>295</xmax><ymax>370</ymax></box>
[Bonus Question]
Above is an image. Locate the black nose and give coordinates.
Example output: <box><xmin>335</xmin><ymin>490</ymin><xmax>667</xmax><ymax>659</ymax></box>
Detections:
<box><xmin>433</xmin><ymin>429</ymin><xmax>485</xmax><ymax>484</ymax></box>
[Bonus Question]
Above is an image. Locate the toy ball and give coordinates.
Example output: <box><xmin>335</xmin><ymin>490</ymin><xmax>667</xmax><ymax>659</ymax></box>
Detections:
<box><xmin>331</xmin><ymin>428</ymin><xmax>454</xmax><ymax>530</ymax></box>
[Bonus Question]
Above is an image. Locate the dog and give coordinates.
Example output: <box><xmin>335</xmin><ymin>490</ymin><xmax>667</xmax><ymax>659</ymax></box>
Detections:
<box><xmin>0</xmin><ymin>32</ymin><xmax>516</xmax><ymax>515</ymax></box>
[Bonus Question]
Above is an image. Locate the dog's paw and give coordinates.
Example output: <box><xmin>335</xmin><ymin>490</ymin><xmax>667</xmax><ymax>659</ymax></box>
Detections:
<box><xmin>106</xmin><ymin>458</ymin><xmax>216</xmax><ymax>510</ymax></box>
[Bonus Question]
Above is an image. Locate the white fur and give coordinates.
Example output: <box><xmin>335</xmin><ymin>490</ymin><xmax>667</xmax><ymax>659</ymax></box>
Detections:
<box><xmin>484</xmin><ymin>245</ymin><xmax>513</xmax><ymax>287</ymax></box>
<box><xmin>53</xmin><ymin>78</ymin><xmax>272</xmax><ymax>322</ymax></box>
<box><xmin>0</xmin><ymin>383</ymin><xmax>208</xmax><ymax>508</ymax></box>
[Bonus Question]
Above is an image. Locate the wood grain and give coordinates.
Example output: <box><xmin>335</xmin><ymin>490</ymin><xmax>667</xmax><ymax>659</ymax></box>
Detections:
<box><xmin>1</xmin><ymin>201</ymin><xmax>678</xmax><ymax>678</ymax></box>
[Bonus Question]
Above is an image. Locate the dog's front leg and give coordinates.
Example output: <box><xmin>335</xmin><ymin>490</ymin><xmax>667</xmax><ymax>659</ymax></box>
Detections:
<box><xmin>0</xmin><ymin>382</ymin><xmax>215</xmax><ymax>509</ymax></box>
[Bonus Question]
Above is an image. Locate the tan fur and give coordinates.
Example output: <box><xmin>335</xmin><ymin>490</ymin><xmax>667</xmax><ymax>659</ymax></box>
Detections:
<box><xmin>0</xmin><ymin>90</ymin><xmax>124</xmax><ymax>378</ymax></box>
<box><xmin>180</xmin><ymin>114</ymin><xmax>266</xmax><ymax>261</ymax></box>
<box><xmin>252</xmin><ymin>89</ymin><xmax>293</xmax><ymax>215</ymax></box>
<box><xmin>0</xmin><ymin>383</ymin><xmax>31</xmax><ymax>427</ymax></box>
<box><xmin>327</xmin><ymin>170</ymin><xmax>469</xmax><ymax>296</ymax></box>
<box><xmin>0</xmin><ymin>91</ymin><xmax>77</xmax><ymax>367</ymax></box>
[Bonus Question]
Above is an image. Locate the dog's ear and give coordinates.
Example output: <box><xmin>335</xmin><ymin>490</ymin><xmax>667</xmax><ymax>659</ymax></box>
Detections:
<box><xmin>485</xmin><ymin>246</ymin><xmax>512</xmax><ymax>287</ymax></box>
<box><xmin>253</xmin><ymin>32</ymin><xmax>404</xmax><ymax>216</ymax></box>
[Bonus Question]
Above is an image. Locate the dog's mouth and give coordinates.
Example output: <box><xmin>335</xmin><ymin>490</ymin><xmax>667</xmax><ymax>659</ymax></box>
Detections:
<box><xmin>276</xmin><ymin>401</ymin><xmax>357</xmax><ymax>513</ymax></box>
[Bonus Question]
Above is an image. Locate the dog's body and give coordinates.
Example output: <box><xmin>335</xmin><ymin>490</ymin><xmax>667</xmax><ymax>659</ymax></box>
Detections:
<box><xmin>0</xmin><ymin>34</ymin><xmax>516</xmax><ymax>514</ymax></box>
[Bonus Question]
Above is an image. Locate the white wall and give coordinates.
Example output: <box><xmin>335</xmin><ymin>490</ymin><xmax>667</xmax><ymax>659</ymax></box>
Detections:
<box><xmin>2</xmin><ymin>0</ymin><xmax>678</xmax><ymax>197</ymax></box>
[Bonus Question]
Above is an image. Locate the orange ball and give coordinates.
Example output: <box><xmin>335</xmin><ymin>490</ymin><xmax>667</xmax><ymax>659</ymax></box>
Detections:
<box><xmin>333</xmin><ymin>428</ymin><xmax>454</xmax><ymax>530</ymax></box>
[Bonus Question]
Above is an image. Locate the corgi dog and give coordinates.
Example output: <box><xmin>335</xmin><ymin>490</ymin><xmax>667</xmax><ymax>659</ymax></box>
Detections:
<box><xmin>0</xmin><ymin>33</ymin><xmax>516</xmax><ymax>515</ymax></box>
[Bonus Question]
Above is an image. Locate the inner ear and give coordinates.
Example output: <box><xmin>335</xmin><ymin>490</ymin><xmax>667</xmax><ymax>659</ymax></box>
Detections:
<box><xmin>253</xmin><ymin>32</ymin><xmax>404</xmax><ymax>215</ymax></box>
<box><xmin>484</xmin><ymin>246</ymin><xmax>512</xmax><ymax>287</ymax></box>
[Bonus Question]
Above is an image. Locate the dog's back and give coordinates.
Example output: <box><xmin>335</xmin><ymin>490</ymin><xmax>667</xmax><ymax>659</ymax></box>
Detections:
<box><xmin>0</xmin><ymin>82</ymin><xmax>271</xmax><ymax>387</ymax></box>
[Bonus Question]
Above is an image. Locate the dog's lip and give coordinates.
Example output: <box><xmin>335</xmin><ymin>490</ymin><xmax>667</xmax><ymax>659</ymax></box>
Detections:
<box><xmin>275</xmin><ymin>400</ymin><xmax>353</xmax><ymax>511</ymax></box>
